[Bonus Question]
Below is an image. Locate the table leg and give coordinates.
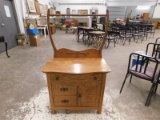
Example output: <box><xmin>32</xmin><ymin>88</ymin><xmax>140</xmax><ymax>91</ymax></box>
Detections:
<box><xmin>44</xmin><ymin>28</ymin><xmax>46</xmax><ymax>38</ymax></box>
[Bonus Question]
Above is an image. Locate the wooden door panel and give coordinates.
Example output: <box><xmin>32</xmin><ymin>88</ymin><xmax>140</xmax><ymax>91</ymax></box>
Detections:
<box><xmin>78</xmin><ymin>84</ymin><xmax>101</xmax><ymax>107</ymax></box>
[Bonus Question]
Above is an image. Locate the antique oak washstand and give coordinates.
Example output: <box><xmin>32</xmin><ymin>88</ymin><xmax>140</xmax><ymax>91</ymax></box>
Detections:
<box><xmin>42</xmin><ymin>9</ymin><xmax>111</xmax><ymax>114</ymax></box>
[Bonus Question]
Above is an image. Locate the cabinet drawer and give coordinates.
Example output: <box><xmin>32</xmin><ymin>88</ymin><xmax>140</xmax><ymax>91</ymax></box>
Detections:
<box><xmin>50</xmin><ymin>73</ymin><xmax>103</xmax><ymax>84</ymax></box>
<box><xmin>54</xmin><ymin>96</ymin><xmax>77</xmax><ymax>107</ymax></box>
<box><xmin>52</xmin><ymin>85</ymin><xmax>76</xmax><ymax>95</ymax></box>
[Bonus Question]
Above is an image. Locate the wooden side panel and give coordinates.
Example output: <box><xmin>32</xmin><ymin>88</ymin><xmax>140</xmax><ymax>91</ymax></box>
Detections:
<box><xmin>97</xmin><ymin>73</ymin><xmax>107</xmax><ymax>114</ymax></box>
<box><xmin>46</xmin><ymin>73</ymin><xmax>55</xmax><ymax>114</ymax></box>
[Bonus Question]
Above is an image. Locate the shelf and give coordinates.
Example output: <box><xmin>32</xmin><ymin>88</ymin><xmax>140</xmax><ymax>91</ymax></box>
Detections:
<box><xmin>29</xmin><ymin>12</ymin><xmax>41</xmax><ymax>15</ymax></box>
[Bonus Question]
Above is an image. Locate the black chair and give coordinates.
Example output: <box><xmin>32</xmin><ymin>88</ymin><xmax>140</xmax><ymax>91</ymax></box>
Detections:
<box><xmin>144</xmin><ymin>39</ymin><xmax>160</xmax><ymax>106</ymax></box>
<box><xmin>132</xmin><ymin>25</ymin><xmax>143</xmax><ymax>43</ymax></box>
<box><xmin>146</xmin><ymin>25</ymin><xmax>155</xmax><ymax>38</ymax></box>
<box><xmin>146</xmin><ymin>38</ymin><xmax>160</xmax><ymax>62</ymax></box>
<box><xmin>105</xmin><ymin>31</ymin><xmax>120</xmax><ymax>48</ymax></box>
<box><xmin>119</xmin><ymin>27</ymin><xmax>132</xmax><ymax>45</ymax></box>
<box><xmin>120</xmin><ymin>53</ymin><xmax>159</xmax><ymax>105</ymax></box>
<box><xmin>145</xmin><ymin>72</ymin><xmax>160</xmax><ymax>106</ymax></box>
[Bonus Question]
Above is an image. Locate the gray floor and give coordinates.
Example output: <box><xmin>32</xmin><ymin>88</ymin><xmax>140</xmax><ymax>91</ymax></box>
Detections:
<box><xmin>0</xmin><ymin>30</ymin><xmax>160</xmax><ymax>120</ymax></box>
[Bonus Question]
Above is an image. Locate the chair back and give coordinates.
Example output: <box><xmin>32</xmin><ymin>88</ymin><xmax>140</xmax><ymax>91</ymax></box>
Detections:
<box><xmin>146</xmin><ymin>42</ymin><xmax>160</xmax><ymax>59</ymax></box>
<box><xmin>127</xmin><ymin>53</ymin><xmax>159</xmax><ymax>81</ymax></box>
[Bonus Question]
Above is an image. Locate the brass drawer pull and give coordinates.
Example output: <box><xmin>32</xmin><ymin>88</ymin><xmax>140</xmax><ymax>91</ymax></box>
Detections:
<box><xmin>61</xmin><ymin>100</ymin><xmax>69</xmax><ymax>103</ymax></box>
<box><xmin>55</xmin><ymin>77</ymin><xmax>59</xmax><ymax>81</ymax></box>
<box><xmin>94</xmin><ymin>77</ymin><xmax>97</xmax><ymax>80</ymax></box>
<box><xmin>60</xmin><ymin>87</ymin><xmax>68</xmax><ymax>92</ymax></box>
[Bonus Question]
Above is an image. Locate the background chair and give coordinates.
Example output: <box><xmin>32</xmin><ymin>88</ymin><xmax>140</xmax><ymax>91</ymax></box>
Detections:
<box><xmin>119</xmin><ymin>53</ymin><xmax>159</xmax><ymax>106</ymax></box>
<box><xmin>105</xmin><ymin>31</ymin><xmax>120</xmax><ymax>48</ymax></box>
<box><xmin>146</xmin><ymin>38</ymin><xmax>160</xmax><ymax>62</ymax></box>
<box><xmin>145</xmin><ymin>72</ymin><xmax>160</xmax><ymax>106</ymax></box>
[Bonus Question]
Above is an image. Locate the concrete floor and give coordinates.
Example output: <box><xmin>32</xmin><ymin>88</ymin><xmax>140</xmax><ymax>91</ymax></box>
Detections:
<box><xmin>0</xmin><ymin>30</ymin><xmax>160</xmax><ymax>120</ymax></box>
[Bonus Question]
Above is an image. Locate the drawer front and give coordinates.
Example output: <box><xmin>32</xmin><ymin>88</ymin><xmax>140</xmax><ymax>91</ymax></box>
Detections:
<box><xmin>54</xmin><ymin>96</ymin><xmax>77</xmax><ymax>107</ymax></box>
<box><xmin>52</xmin><ymin>85</ymin><xmax>76</xmax><ymax>96</ymax></box>
<box><xmin>50</xmin><ymin>73</ymin><xmax>103</xmax><ymax>84</ymax></box>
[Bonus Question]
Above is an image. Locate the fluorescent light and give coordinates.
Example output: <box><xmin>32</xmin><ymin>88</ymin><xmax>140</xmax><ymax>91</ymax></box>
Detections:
<box><xmin>136</xmin><ymin>6</ymin><xmax>150</xmax><ymax>10</ymax></box>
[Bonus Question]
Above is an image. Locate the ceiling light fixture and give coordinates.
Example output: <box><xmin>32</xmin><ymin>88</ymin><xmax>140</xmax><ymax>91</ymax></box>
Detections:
<box><xmin>136</xmin><ymin>6</ymin><xmax>150</xmax><ymax>10</ymax></box>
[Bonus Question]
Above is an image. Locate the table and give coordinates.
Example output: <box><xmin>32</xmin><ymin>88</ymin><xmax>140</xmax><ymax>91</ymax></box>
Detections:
<box><xmin>88</xmin><ymin>31</ymin><xmax>105</xmax><ymax>48</ymax></box>
<box><xmin>77</xmin><ymin>27</ymin><xmax>93</xmax><ymax>42</ymax></box>
<box><xmin>37</xmin><ymin>25</ymin><xmax>48</xmax><ymax>38</ymax></box>
<box><xmin>0</xmin><ymin>36</ymin><xmax>10</xmax><ymax>57</ymax></box>
<box><xmin>42</xmin><ymin>58</ymin><xmax>111</xmax><ymax>114</ymax></box>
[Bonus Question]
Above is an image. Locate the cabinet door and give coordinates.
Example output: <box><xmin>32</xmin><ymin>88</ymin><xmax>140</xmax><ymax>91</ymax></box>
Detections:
<box><xmin>78</xmin><ymin>84</ymin><xmax>101</xmax><ymax>107</ymax></box>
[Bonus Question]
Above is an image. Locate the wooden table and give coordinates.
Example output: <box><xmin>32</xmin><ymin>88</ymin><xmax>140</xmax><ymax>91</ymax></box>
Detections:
<box><xmin>88</xmin><ymin>31</ymin><xmax>105</xmax><ymax>48</ymax></box>
<box><xmin>42</xmin><ymin>58</ymin><xmax>111</xmax><ymax>114</ymax></box>
<box><xmin>77</xmin><ymin>27</ymin><xmax>93</xmax><ymax>42</ymax></box>
<box><xmin>0</xmin><ymin>36</ymin><xmax>10</xmax><ymax>57</ymax></box>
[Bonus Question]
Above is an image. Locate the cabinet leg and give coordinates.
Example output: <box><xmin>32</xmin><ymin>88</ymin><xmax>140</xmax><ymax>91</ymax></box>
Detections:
<box><xmin>51</xmin><ymin>109</ymin><xmax>55</xmax><ymax>114</ymax></box>
<box><xmin>97</xmin><ymin>109</ymin><xmax>102</xmax><ymax>114</ymax></box>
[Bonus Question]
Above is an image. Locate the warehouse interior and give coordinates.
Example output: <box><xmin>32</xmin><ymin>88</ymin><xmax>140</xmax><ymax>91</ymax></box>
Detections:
<box><xmin>0</xmin><ymin>0</ymin><xmax>160</xmax><ymax>120</ymax></box>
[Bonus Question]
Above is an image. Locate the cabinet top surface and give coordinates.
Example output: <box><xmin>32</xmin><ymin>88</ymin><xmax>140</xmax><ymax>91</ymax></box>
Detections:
<box><xmin>42</xmin><ymin>58</ymin><xmax>111</xmax><ymax>74</ymax></box>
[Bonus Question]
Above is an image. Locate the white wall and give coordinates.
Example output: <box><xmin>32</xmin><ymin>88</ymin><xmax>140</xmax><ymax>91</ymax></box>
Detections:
<box><xmin>55</xmin><ymin>5</ymin><xmax>106</xmax><ymax>27</ymax></box>
<box><xmin>55</xmin><ymin>5</ymin><xmax>106</xmax><ymax>14</ymax></box>
<box><xmin>125</xmin><ymin>6</ymin><xmax>155</xmax><ymax>19</ymax></box>
<box><xmin>153</xmin><ymin>1</ymin><xmax>160</xmax><ymax>18</ymax></box>
<box><xmin>54</xmin><ymin>0</ymin><xmax>105</xmax><ymax>4</ymax></box>
<box><xmin>13</xmin><ymin>0</ymin><xmax>24</xmax><ymax>33</ymax></box>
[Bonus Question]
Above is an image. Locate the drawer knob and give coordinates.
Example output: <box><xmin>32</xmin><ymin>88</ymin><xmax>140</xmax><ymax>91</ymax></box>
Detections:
<box><xmin>60</xmin><ymin>88</ymin><xmax>68</xmax><ymax>92</ymax></box>
<box><xmin>55</xmin><ymin>77</ymin><xmax>59</xmax><ymax>81</ymax></box>
<box><xmin>94</xmin><ymin>77</ymin><xmax>97</xmax><ymax>80</ymax></box>
<box><xmin>61</xmin><ymin>100</ymin><xmax>69</xmax><ymax>103</ymax></box>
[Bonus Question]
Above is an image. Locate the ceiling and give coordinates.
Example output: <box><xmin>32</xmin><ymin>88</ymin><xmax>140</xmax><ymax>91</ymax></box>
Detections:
<box><xmin>53</xmin><ymin>0</ymin><xmax>158</xmax><ymax>6</ymax></box>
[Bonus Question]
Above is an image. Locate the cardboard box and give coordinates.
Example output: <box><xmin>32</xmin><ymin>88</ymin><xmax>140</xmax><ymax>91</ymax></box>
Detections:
<box><xmin>17</xmin><ymin>39</ymin><xmax>25</xmax><ymax>46</ymax></box>
<box><xmin>17</xmin><ymin>34</ymin><xmax>26</xmax><ymax>46</ymax></box>
<box><xmin>28</xmin><ymin>34</ymin><xmax>40</xmax><ymax>46</ymax></box>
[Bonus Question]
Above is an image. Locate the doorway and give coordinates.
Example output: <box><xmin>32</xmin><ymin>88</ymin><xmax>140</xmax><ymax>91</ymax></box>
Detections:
<box><xmin>0</xmin><ymin>0</ymin><xmax>19</xmax><ymax>52</ymax></box>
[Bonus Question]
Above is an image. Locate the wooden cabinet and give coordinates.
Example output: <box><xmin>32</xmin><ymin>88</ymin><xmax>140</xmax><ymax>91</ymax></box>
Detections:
<box><xmin>143</xmin><ymin>13</ymin><xmax>149</xmax><ymax>20</ymax></box>
<box><xmin>43</xmin><ymin>58</ymin><xmax>111</xmax><ymax>114</ymax></box>
<box><xmin>50</xmin><ymin>73</ymin><xmax>102</xmax><ymax>108</ymax></box>
<box><xmin>50</xmin><ymin>26</ymin><xmax>56</xmax><ymax>34</ymax></box>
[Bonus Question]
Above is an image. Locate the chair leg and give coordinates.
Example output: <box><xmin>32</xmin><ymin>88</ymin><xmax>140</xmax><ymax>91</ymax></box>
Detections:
<box><xmin>123</xmin><ymin>38</ymin><xmax>126</xmax><ymax>46</ymax></box>
<box><xmin>145</xmin><ymin>83</ymin><xmax>156</xmax><ymax>106</ymax></box>
<box><xmin>106</xmin><ymin>40</ymin><xmax>110</xmax><ymax>48</ymax></box>
<box><xmin>5</xmin><ymin>42</ymin><xmax>10</xmax><ymax>58</ymax></box>
<box><xmin>154</xmin><ymin>83</ymin><xmax>158</xmax><ymax>93</ymax></box>
<box><xmin>120</xmin><ymin>73</ymin><xmax>130</xmax><ymax>94</ymax></box>
<box><xmin>129</xmin><ymin>74</ymin><xmax>132</xmax><ymax>83</ymax></box>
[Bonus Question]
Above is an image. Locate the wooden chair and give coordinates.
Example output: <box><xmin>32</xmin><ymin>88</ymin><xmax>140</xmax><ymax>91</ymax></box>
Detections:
<box><xmin>119</xmin><ymin>53</ymin><xmax>159</xmax><ymax>105</ymax></box>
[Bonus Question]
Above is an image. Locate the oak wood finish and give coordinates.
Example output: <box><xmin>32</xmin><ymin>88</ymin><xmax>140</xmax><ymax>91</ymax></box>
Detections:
<box><xmin>43</xmin><ymin>9</ymin><xmax>111</xmax><ymax>114</ymax></box>
<box><xmin>42</xmin><ymin>58</ymin><xmax>111</xmax><ymax>114</ymax></box>
<box><xmin>47</xmin><ymin>9</ymin><xmax>109</xmax><ymax>58</ymax></box>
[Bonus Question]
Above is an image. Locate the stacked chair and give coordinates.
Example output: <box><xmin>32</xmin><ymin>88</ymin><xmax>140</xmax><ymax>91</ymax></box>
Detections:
<box><xmin>106</xmin><ymin>23</ymin><xmax>155</xmax><ymax>48</ymax></box>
